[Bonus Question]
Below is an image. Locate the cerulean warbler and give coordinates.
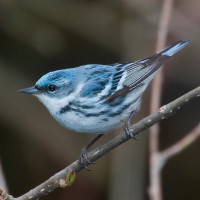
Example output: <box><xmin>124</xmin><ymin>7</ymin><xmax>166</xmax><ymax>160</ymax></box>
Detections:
<box><xmin>20</xmin><ymin>40</ymin><xmax>190</xmax><ymax>166</ymax></box>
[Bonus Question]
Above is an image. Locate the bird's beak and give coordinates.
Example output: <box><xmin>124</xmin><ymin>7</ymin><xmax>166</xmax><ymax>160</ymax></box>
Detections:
<box><xmin>19</xmin><ymin>86</ymin><xmax>39</xmax><ymax>95</ymax></box>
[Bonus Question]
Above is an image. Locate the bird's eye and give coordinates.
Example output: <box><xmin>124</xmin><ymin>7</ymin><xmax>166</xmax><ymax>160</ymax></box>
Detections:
<box><xmin>48</xmin><ymin>84</ymin><xmax>56</xmax><ymax>92</ymax></box>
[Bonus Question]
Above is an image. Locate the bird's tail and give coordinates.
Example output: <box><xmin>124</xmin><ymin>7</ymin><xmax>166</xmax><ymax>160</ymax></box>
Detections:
<box><xmin>138</xmin><ymin>40</ymin><xmax>190</xmax><ymax>65</ymax></box>
<box><xmin>124</xmin><ymin>40</ymin><xmax>190</xmax><ymax>91</ymax></box>
<box><xmin>157</xmin><ymin>40</ymin><xmax>190</xmax><ymax>57</ymax></box>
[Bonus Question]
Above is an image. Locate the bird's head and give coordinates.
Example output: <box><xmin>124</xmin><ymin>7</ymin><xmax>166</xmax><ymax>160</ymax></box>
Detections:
<box><xmin>19</xmin><ymin>69</ymin><xmax>77</xmax><ymax>112</ymax></box>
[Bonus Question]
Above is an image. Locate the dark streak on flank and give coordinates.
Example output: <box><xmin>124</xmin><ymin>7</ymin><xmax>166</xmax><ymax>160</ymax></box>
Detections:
<box><xmin>84</xmin><ymin>110</ymin><xmax>108</xmax><ymax>117</ymax></box>
<box><xmin>81</xmin><ymin>104</ymin><xmax>95</xmax><ymax>109</ymax></box>
<box><xmin>59</xmin><ymin>101</ymin><xmax>108</xmax><ymax>117</ymax></box>
<box><xmin>59</xmin><ymin>102</ymin><xmax>72</xmax><ymax>114</ymax></box>
<box><xmin>108</xmin><ymin>102</ymin><xmax>132</xmax><ymax>117</ymax></box>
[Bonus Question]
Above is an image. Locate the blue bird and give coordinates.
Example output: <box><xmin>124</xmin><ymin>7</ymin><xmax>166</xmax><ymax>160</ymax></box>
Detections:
<box><xmin>20</xmin><ymin>40</ymin><xmax>190</xmax><ymax>167</ymax></box>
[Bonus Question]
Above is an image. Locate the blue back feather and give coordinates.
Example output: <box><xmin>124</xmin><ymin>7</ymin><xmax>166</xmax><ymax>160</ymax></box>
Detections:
<box><xmin>80</xmin><ymin>65</ymin><xmax>113</xmax><ymax>97</ymax></box>
<box><xmin>35</xmin><ymin>41</ymin><xmax>190</xmax><ymax>102</ymax></box>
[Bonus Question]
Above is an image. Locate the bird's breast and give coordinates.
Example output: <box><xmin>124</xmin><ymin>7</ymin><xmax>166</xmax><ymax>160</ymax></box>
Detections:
<box><xmin>52</xmin><ymin>96</ymin><xmax>141</xmax><ymax>134</ymax></box>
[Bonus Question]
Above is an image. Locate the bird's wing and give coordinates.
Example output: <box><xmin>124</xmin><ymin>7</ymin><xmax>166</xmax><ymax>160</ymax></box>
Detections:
<box><xmin>104</xmin><ymin>40</ymin><xmax>190</xmax><ymax>103</ymax></box>
<box><xmin>80</xmin><ymin>40</ymin><xmax>189</xmax><ymax>103</ymax></box>
<box><xmin>80</xmin><ymin>63</ymin><xmax>134</xmax><ymax>99</ymax></box>
<box><xmin>103</xmin><ymin>56</ymin><xmax>170</xmax><ymax>103</ymax></box>
<box><xmin>80</xmin><ymin>64</ymin><xmax>115</xmax><ymax>98</ymax></box>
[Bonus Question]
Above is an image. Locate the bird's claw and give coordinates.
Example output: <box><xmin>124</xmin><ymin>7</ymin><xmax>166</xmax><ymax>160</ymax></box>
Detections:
<box><xmin>79</xmin><ymin>147</ymin><xmax>95</xmax><ymax>171</ymax></box>
<box><xmin>124</xmin><ymin>110</ymin><xmax>140</xmax><ymax>139</ymax></box>
<box><xmin>124</xmin><ymin>123</ymin><xmax>140</xmax><ymax>140</ymax></box>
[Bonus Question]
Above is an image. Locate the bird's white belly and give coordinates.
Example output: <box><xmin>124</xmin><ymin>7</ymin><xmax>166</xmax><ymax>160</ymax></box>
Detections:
<box><xmin>40</xmin><ymin>86</ymin><xmax>142</xmax><ymax>134</ymax></box>
<box><xmin>52</xmin><ymin>96</ymin><xmax>141</xmax><ymax>134</ymax></box>
<box><xmin>54</xmin><ymin>110</ymin><xmax>128</xmax><ymax>134</ymax></box>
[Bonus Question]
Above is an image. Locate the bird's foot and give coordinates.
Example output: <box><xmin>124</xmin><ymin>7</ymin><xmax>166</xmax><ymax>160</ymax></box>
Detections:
<box><xmin>79</xmin><ymin>147</ymin><xmax>95</xmax><ymax>171</ymax></box>
<box><xmin>124</xmin><ymin>122</ymin><xmax>140</xmax><ymax>140</ymax></box>
<box><xmin>124</xmin><ymin>110</ymin><xmax>139</xmax><ymax>139</ymax></box>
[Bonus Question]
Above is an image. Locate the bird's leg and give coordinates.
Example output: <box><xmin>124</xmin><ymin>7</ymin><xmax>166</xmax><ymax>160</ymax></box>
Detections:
<box><xmin>79</xmin><ymin>134</ymin><xmax>104</xmax><ymax>170</ymax></box>
<box><xmin>124</xmin><ymin>110</ymin><xmax>140</xmax><ymax>139</ymax></box>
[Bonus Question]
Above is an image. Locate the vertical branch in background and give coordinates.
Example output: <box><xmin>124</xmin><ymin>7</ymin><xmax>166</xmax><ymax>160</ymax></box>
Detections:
<box><xmin>0</xmin><ymin>157</ymin><xmax>8</xmax><ymax>200</ymax></box>
<box><xmin>149</xmin><ymin>0</ymin><xmax>173</xmax><ymax>200</ymax></box>
<box><xmin>108</xmin><ymin>1</ymin><xmax>148</xmax><ymax>200</ymax></box>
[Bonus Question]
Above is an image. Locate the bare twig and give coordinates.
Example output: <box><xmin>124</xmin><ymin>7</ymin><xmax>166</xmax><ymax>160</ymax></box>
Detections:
<box><xmin>0</xmin><ymin>86</ymin><xmax>199</xmax><ymax>200</ymax></box>
<box><xmin>0</xmin><ymin>158</ymin><xmax>8</xmax><ymax>193</ymax></box>
<box><xmin>149</xmin><ymin>0</ymin><xmax>173</xmax><ymax>200</ymax></box>
<box><xmin>160</xmin><ymin>123</ymin><xmax>200</xmax><ymax>164</ymax></box>
<box><xmin>0</xmin><ymin>158</ymin><xmax>8</xmax><ymax>200</ymax></box>
<box><xmin>151</xmin><ymin>0</ymin><xmax>173</xmax><ymax>114</ymax></box>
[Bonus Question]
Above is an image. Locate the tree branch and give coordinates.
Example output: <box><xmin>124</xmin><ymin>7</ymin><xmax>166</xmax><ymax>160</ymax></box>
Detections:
<box><xmin>149</xmin><ymin>0</ymin><xmax>173</xmax><ymax>199</ymax></box>
<box><xmin>0</xmin><ymin>157</ymin><xmax>9</xmax><ymax>200</ymax></box>
<box><xmin>0</xmin><ymin>86</ymin><xmax>199</xmax><ymax>200</ymax></box>
<box><xmin>160</xmin><ymin>123</ymin><xmax>200</xmax><ymax>164</ymax></box>
<box><xmin>0</xmin><ymin>158</ymin><xmax>8</xmax><ymax>193</ymax></box>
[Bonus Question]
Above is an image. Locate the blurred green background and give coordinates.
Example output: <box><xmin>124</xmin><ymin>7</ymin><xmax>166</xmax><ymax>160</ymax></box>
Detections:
<box><xmin>0</xmin><ymin>0</ymin><xmax>200</xmax><ymax>200</ymax></box>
